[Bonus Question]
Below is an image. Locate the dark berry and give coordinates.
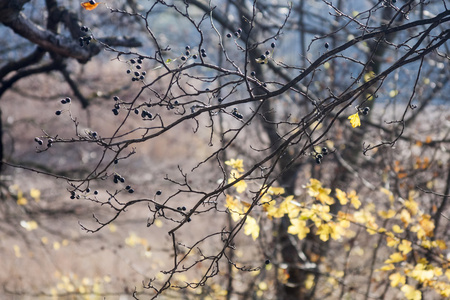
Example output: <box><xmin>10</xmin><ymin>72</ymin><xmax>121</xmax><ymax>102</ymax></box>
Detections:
<box><xmin>234</xmin><ymin>32</ymin><xmax>239</xmax><ymax>37</ymax></box>
<box><xmin>181</xmin><ymin>56</ymin><xmax>186</xmax><ymax>61</ymax></box>
<box><xmin>139</xmin><ymin>75</ymin><xmax>145</xmax><ymax>80</ymax></box>
<box><xmin>271</xmin><ymin>42</ymin><xmax>276</xmax><ymax>48</ymax></box>
<box><xmin>316</xmin><ymin>154</ymin><xmax>323</xmax><ymax>159</ymax></box>
<box><xmin>112</xmin><ymin>108</ymin><xmax>119</xmax><ymax>115</ymax></box>
<box><xmin>362</xmin><ymin>107</ymin><xmax>370</xmax><ymax>115</ymax></box>
<box><xmin>93</xmin><ymin>190</ymin><xmax>99</xmax><ymax>195</ymax></box>
<box><xmin>185</xmin><ymin>50</ymin><xmax>190</xmax><ymax>56</ymax></box>
<box><xmin>141</xmin><ymin>71</ymin><xmax>146</xmax><ymax>76</ymax></box>
<box><xmin>192</xmin><ymin>54</ymin><xmax>198</xmax><ymax>59</ymax></box>
<box><xmin>125</xmin><ymin>185</ymin><xmax>131</xmax><ymax>190</ymax></box>
<box><xmin>265</xmin><ymin>259</ymin><xmax>270</xmax><ymax>265</ymax></box>
<box><xmin>177</xmin><ymin>207</ymin><xmax>182</xmax><ymax>211</ymax></box>
<box><xmin>200</xmin><ymin>48</ymin><xmax>206</xmax><ymax>53</ymax></box>
<box><xmin>136</xmin><ymin>65</ymin><xmax>142</xmax><ymax>69</ymax></box>
<box><xmin>113</xmin><ymin>96</ymin><xmax>119</xmax><ymax>101</ymax></box>
<box><xmin>265</xmin><ymin>50</ymin><xmax>270</xmax><ymax>55</ymax></box>
<box><xmin>182</xmin><ymin>206</ymin><xmax>186</xmax><ymax>211</ymax></box>
<box><xmin>201</xmin><ymin>52</ymin><xmax>207</xmax><ymax>58</ymax></box>
<box><xmin>237</xmin><ymin>28</ymin><xmax>242</xmax><ymax>34</ymax></box>
<box><xmin>156</xmin><ymin>190</ymin><xmax>162</xmax><ymax>195</ymax></box>
<box><xmin>55</xmin><ymin>110</ymin><xmax>62</xmax><ymax>115</ymax></box>
<box><xmin>60</xmin><ymin>99</ymin><xmax>66</xmax><ymax>104</ymax></box>
<box><xmin>86</xmin><ymin>188</ymin><xmax>91</xmax><ymax>193</ymax></box>
<box><xmin>134</xmin><ymin>108</ymin><xmax>139</xmax><ymax>114</ymax></box>
<box><xmin>226</xmin><ymin>33</ymin><xmax>232</xmax><ymax>38</ymax></box>
<box><xmin>134</xmin><ymin>71</ymin><xmax>140</xmax><ymax>77</ymax></box>
<box><xmin>126</xmin><ymin>69</ymin><xmax>131</xmax><ymax>74</ymax></box>
<box><xmin>187</xmin><ymin>217</ymin><xmax>191</xmax><ymax>222</ymax></box>
<box><xmin>47</xmin><ymin>139</ymin><xmax>53</xmax><ymax>147</ymax></box>
<box><xmin>325</xmin><ymin>42</ymin><xmax>329</xmax><ymax>49</ymax></box>
<box><xmin>65</xmin><ymin>97</ymin><xmax>71</xmax><ymax>103</ymax></box>
<box><xmin>130</xmin><ymin>59</ymin><xmax>136</xmax><ymax>64</ymax></box>
<box><xmin>260</xmin><ymin>54</ymin><xmax>266</xmax><ymax>60</ymax></box>
<box><xmin>218</xmin><ymin>97</ymin><xmax>223</xmax><ymax>102</ymax></box>
<box><xmin>137</xmin><ymin>59</ymin><xmax>143</xmax><ymax>64</ymax></box>
<box><xmin>251</xmin><ymin>71</ymin><xmax>256</xmax><ymax>77</ymax></box>
<box><xmin>185</xmin><ymin>45</ymin><xmax>190</xmax><ymax>50</ymax></box>
<box><xmin>128</xmin><ymin>188</ymin><xmax>134</xmax><ymax>193</ymax></box>
<box><xmin>114</xmin><ymin>103</ymin><xmax>120</xmax><ymax>109</ymax></box>
<box><xmin>316</xmin><ymin>157</ymin><xmax>322</xmax><ymax>164</ymax></box>
<box><xmin>114</xmin><ymin>159</ymin><xmax>119</xmax><ymax>164</ymax></box>
<box><xmin>322</xmin><ymin>147</ymin><xmax>328</xmax><ymax>155</ymax></box>
<box><xmin>119</xmin><ymin>177</ymin><xmax>125</xmax><ymax>183</ymax></box>
<box><xmin>89</xmin><ymin>0</ymin><xmax>96</xmax><ymax>4</ymax></box>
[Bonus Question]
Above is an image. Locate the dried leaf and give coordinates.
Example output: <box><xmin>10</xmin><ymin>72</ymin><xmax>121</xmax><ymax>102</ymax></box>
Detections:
<box><xmin>81</xmin><ymin>1</ymin><xmax>100</xmax><ymax>10</ymax></box>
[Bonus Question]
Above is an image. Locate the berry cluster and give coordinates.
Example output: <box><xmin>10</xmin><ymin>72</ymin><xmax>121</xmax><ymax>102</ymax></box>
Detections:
<box><xmin>226</xmin><ymin>28</ymin><xmax>243</xmax><ymax>38</ymax></box>
<box><xmin>231</xmin><ymin>108</ymin><xmax>243</xmax><ymax>119</ymax></box>
<box><xmin>113</xmin><ymin>173</ymin><xmax>125</xmax><ymax>184</ymax></box>
<box><xmin>126</xmin><ymin>57</ymin><xmax>147</xmax><ymax>82</ymax></box>
<box><xmin>34</xmin><ymin>136</ymin><xmax>54</xmax><ymax>148</ymax></box>
<box><xmin>362</xmin><ymin>107</ymin><xmax>370</xmax><ymax>115</ymax></box>
<box><xmin>79</xmin><ymin>26</ymin><xmax>92</xmax><ymax>47</ymax></box>
<box><xmin>125</xmin><ymin>185</ymin><xmax>134</xmax><ymax>194</ymax></box>
<box><xmin>55</xmin><ymin>97</ymin><xmax>71</xmax><ymax>115</ymax></box>
<box><xmin>315</xmin><ymin>147</ymin><xmax>329</xmax><ymax>164</ymax></box>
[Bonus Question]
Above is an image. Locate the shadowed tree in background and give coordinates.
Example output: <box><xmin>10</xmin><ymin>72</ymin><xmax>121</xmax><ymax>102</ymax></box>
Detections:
<box><xmin>1</xmin><ymin>0</ymin><xmax>450</xmax><ymax>299</ymax></box>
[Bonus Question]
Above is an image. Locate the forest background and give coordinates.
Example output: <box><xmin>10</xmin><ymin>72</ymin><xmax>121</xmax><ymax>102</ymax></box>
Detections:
<box><xmin>0</xmin><ymin>0</ymin><xmax>449</xmax><ymax>299</ymax></box>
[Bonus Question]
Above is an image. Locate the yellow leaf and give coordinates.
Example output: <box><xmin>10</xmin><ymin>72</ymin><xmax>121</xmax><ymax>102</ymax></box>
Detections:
<box><xmin>389</xmin><ymin>90</ymin><xmax>399</xmax><ymax>98</ymax></box>
<box><xmin>348</xmin><ymin>190</ymin><xmax>361</xmax><ymax>209</ymax></box>
<box><xmin>348</xmin><ymin>112</ymin><xmax>361</xmax><ymax>128</ymax></box>
<box><xmin>419</xmin><ymin>214</ymin><xmax>435</xmax><ymax>237</ymax></box>
<box><xmin>411</xmin><ymin>263</ymin><xmax>434</xmax><ymax>282</ymax></box>
<box><xmin>400</xmin><ymin>209</ymin><xmax>411</xmax><ymax>226</ymax></box>
<box><xmin>304</xmin><ymin>179</ymin><xmax>334</xmax><ymax>204</ymax></box>
<box><xmin>17</xmin><ymin>197</ymin><xmax>28</xmax><ymax>205</ymax></box>
<box><xmin>392</xmin><ymin>224</ymin><xmax>404</xmax><ymax>233</ymax></box>
<box><xmin>244</xmin><ymin>216</ymin><xmax>259</xmax><ymax>240</ymax></box>
<box><xmin>288</xmin><ymin>218</ymin><xmax>310</xmax><ymax>240</ymax></box>
<box><xmin>228</xmin><ymin>170</ymin><xmax>247</xmax><ymax>193</ymax></box>
<box><xmin>386</xmin><ymin>236</ymin><xmax>400</xmax><ymax>248</ymax></box>
<box><xmin>225</xmin><ymin>159</ymin><xmax>244</xmax><ymax>172</ymax></box>
<box><xmin>379</xmin><ymin>264</ymin><xmax>395</xmax><ymax>271</ymax></box>
<box><xmin>401</xmin><ymin>285</ymin><xmax>422</xmax><ymax>300</ymax></box>
<box><xmin>364</xmin><ymin>71</ymin><xmax>376</xmax><ymax>82</ymax></box>
<box><xmin>20</xmin><ymin>220</ymin><xmax>38</xmax><ymax>231</ymax></box>
<box><xmin>81</xmin><ymin>1</ymin><xmax>100</xmax><ymax>10</ymax></box>
<box><xmin>154</xmin><ymin>219</ymin><xmax>163</xmax><ymax>228</ymax></box>
<box><xmin>316</xmin><ymin>224</ymin><xmax>331</xmax><ymax>241</ymax></box>
<box><xmin>13</xmin><ymin>245</ymin><xmax>21</xmax><ymax>258</ymax></box>
<box><xmin>379</xmin><ymin>209</ymin><xmax>396</xmax><ymax>219</ymax></box>
<box><xmin>398</xmin><ymin>240</ymin><xmax>412</xmax><ymax>255</ymax></box>
<box><xmin>385</xmin><ymin>252</ymin><xmax>405</xmax><ymax>264</ymax></box>
<box><xmin>108</xmin><ymin>224</ymin><xmax>117</xmax><ymax>232</ymax></box>
<box><xmin>304</xmin><ymin>274</ymin><xmax>315</xmax><ymax>290</ymax></box>
<box><xmin>30</xmin><ymin>188</ymin><xmax>41</xmax><ymax>202</ymax></box>
<box><xmin>335</xmin><ymin>188</ymin><xmax>348</xmax><ymax>205</ymax></box>
<box><xmin>389</xmin><ymin>272</ymin><xmax>406</xmax><ymax>287</ymax></box>
<box><xmin>41</xmin><ymin>236</ymin><xmax>49</xmax><ymax>244</ymax></box>
<box><xmin>53</xmin><ymin>241</ymin><xmax>61</xmax><ymax>250</ymax></box>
